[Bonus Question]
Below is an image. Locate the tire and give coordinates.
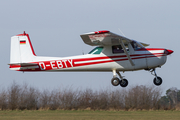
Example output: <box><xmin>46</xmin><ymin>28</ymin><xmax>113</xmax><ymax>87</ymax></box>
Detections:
<box><xmin>153</xmin><ymin>76</ymin><xmax>162</xmax><ymax>86</ymax></box>
<box><xmin>119</xmin><ymin>79</ymin><xmax>128</xmax><ymax>87</ymax></box>
<box><xmin>111</xmin><ymin>77</ymin><xmax>120</xmax><ymax>86</ymax></box>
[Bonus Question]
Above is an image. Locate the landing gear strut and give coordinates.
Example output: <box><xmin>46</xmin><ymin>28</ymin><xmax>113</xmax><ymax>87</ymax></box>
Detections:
<box><xmin>111</xmin><ymin>70</ymin><xmax>128</xmax><ymax>87</ymax></box>
<box><xmin>150</xmin><ymin>69</ymin><xmax>162</xmax><ymax>86</ymax></box>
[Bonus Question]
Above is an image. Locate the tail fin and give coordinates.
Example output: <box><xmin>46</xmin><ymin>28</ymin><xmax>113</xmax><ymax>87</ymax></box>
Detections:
<box><xmin>10</xmin><ymin>31</ymin><xmax>36</xmax><ymax>64</ymax></box>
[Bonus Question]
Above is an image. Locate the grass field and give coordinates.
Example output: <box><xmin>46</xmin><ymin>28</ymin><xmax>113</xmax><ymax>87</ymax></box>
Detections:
<box><xmin>0</xmin><ymin>110</ymin><xmax>180</xmax><ymax>120</ymax></box>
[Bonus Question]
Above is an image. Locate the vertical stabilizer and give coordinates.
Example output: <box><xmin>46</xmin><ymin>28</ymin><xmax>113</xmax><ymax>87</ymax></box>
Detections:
<box><xmin>10</xmin><ymin>32</ymin><xmax>36</xmax><ymax>63</ymax></box>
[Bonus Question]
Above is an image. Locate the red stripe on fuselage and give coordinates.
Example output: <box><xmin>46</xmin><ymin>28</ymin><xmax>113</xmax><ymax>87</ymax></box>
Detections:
<box><xmin>73</xmin><ymin>54</ymin><xmax>165</xmax><ymax>67</ymax></box>
<box><xmin>137</xmin><ymin>48</ymin><xmax>165</xmax><ymax>51</ymax></box>
<box><xmin>74</xmin><ymin>53</ymin><xmax>164</xmax><ymax>62</ymax></box>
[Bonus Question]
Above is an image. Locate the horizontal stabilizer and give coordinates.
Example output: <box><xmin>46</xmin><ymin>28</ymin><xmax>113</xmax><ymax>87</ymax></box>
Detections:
<box><xmin>8</xmin><ymin>63</ymin><xmax>38</xmax><ymax>67</ymax></box>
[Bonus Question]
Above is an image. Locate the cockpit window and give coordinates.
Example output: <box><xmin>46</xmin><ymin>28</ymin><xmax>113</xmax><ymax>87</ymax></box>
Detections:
<box><xmin>131</xmin><ymin>41</ymin><xmax>144</xmax><ymax>50</ymax></box>
<box><xmin>89</xmin><ymin>47</ymin><xmax>103</xmax><ymax>54</ymax></box>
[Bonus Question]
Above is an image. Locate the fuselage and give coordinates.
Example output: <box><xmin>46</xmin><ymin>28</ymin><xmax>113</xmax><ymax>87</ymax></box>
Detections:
<box><xmin>9</xmin><ymin>48</ymin><xmax>171</xmax><ymax>72</ymax></box>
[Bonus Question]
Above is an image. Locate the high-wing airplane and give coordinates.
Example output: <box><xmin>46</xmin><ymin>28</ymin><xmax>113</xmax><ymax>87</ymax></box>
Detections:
<box><xmin>9</xmin><ymin>30</ymin><xmax>173</xmax><ymax>87</ymax></box>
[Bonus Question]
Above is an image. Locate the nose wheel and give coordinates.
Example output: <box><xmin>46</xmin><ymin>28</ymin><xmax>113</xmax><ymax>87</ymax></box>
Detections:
<box><xmin>150</xmin><ymin>69</ymin><xmax>163</xmax><ymax>86</ymax></box>
<box><xmin>111</xmin><ymin>70</ymin><xmax>128</xmax><ymax>87</ymax></box>
<box><xmin>153</xmin><ymin>77</ymin><xmax>162</xmax><ymax>86</ymax></box>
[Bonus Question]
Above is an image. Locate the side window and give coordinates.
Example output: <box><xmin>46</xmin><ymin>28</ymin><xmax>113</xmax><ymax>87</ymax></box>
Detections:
<box><xmin>112</xmin><ymin>45</ymin><xmax>124</xmax><ymax>54</ymax></box>
<box><xmin>112</xmin><ymin>44</ymin><xmax>129</xmax><ymax>54</ymax></box>
<box><xmin>89</xmin><ymin>47</ymin><xmax>103</xmax><ymax>54</ymax></box>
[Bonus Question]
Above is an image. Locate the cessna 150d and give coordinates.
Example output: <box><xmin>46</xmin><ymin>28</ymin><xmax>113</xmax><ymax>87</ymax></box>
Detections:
<box><xmin>9</xmin><ymin>30</ymin><xmax>173</xmax><ymax>87</ymax></box>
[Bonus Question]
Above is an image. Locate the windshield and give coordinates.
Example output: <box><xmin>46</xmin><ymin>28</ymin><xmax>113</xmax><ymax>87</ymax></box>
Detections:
<box><xmin>88</xmin><ymin>47</ymin><xmax>103</xmax><ymax>54</ymax></box>
<box><xmin>131</xmin><ymin>41</ymin><xmax>144</xmax><ymax>50</ymax></box>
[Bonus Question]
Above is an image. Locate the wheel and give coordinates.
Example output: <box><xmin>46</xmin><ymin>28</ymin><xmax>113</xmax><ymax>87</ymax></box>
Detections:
<box><xmin>153</xmin><ymin>76</ymin><xmax>162</xmax><ymax>86</ymax></box>
<box><xmin>111</xmin><ymin>77</ymin><xmax>120</xmax><ymax>86</ymax></box>
<box><xmin>119</xmin><ymin>79</ymin><xmax>128</xmax><ymax>87</ymax></box>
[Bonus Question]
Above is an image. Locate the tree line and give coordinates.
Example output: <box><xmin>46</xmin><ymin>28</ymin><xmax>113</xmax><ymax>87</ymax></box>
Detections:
<box><xmin>0</xmin><ymin>82</ymin><xmax>179</xmax><ymax>110</ymax></box>
<box><xmin>160</xmin><ymin>87</ymin><xmax>180</xmax><ymax>109</ymax></box>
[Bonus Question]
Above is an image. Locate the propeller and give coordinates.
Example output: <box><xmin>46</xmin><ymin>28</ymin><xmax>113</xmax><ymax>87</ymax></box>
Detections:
<box><xmin>164</xmin><ymin>49</ymin><xmax>174</xmax><ymax>55</ymax></box>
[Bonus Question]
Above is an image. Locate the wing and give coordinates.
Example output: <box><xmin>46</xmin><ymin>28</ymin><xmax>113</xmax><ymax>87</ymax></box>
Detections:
<box><xmin>80</xmin><ymin>30</ymin><xmax>149</xmax><ymax>47</ymax></box>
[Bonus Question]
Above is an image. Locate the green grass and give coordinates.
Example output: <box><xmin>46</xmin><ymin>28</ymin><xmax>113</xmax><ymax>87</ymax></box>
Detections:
<box><xmin>0</xmin><ymin>110</ymin><xmax>180</xmax><ymax>120</ymax></box>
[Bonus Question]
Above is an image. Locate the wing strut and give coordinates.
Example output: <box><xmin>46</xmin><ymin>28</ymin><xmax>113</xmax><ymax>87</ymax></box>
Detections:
<box><xmin>119</xmin><ymin>39</ymin><xmax>135</xmax><ymax>66</ymax></box>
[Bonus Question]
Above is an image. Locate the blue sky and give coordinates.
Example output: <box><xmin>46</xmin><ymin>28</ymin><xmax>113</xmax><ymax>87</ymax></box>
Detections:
<box><xmin>0</xmin><ymin>0</ymin><xmax>179</xmax><ymax>94</ymax></box>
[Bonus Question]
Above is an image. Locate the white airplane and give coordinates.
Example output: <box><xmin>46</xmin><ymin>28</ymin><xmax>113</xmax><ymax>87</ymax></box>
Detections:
<box><xmin>9</xmin><ymin>30</ymin><xmax>173</xmax><ymax>87</ymax></box>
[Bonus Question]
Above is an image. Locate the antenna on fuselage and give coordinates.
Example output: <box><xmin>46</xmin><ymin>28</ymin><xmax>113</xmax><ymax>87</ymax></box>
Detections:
<box><xmin>82</xmin><ymin>49</ymin><xmax>84</xmax><ymax>55</ymax></box>
<box><xmin>82</xmin><ymin>42</ymin><xmax>84</xmax><ymax>55</ymax></box>
<box><xmin>118</xmin><ymin>28</ymin><xmax>126</xmax><ymax>37</ymax></box>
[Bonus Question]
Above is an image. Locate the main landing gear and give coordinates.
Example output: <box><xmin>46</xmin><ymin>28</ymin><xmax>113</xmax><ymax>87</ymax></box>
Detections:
<box><xmin>150</xmin><ymin>69</ymin><xmax>163</xmax><ymax>86</ymax></box>
<box><xmin>111</xmin><ymin>70</ymin><xmax>128</xmax><ymax>87</ymax></box>
<box><xmin>111</xmin><ymin>69</ymin><xmax>163</xmax><ymax>87</ymax></box>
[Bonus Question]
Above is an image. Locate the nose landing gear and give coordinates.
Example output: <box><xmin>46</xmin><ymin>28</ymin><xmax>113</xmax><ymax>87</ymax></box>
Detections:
<box><xmin>150</xmin><ymin>69</ymin><xmax>163</xmax><ymax>86</ymax></box>
<box><xmin>111</xmin><ymin>70</ymin><xmax>128</xmax><ymax>87</ymax></box>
